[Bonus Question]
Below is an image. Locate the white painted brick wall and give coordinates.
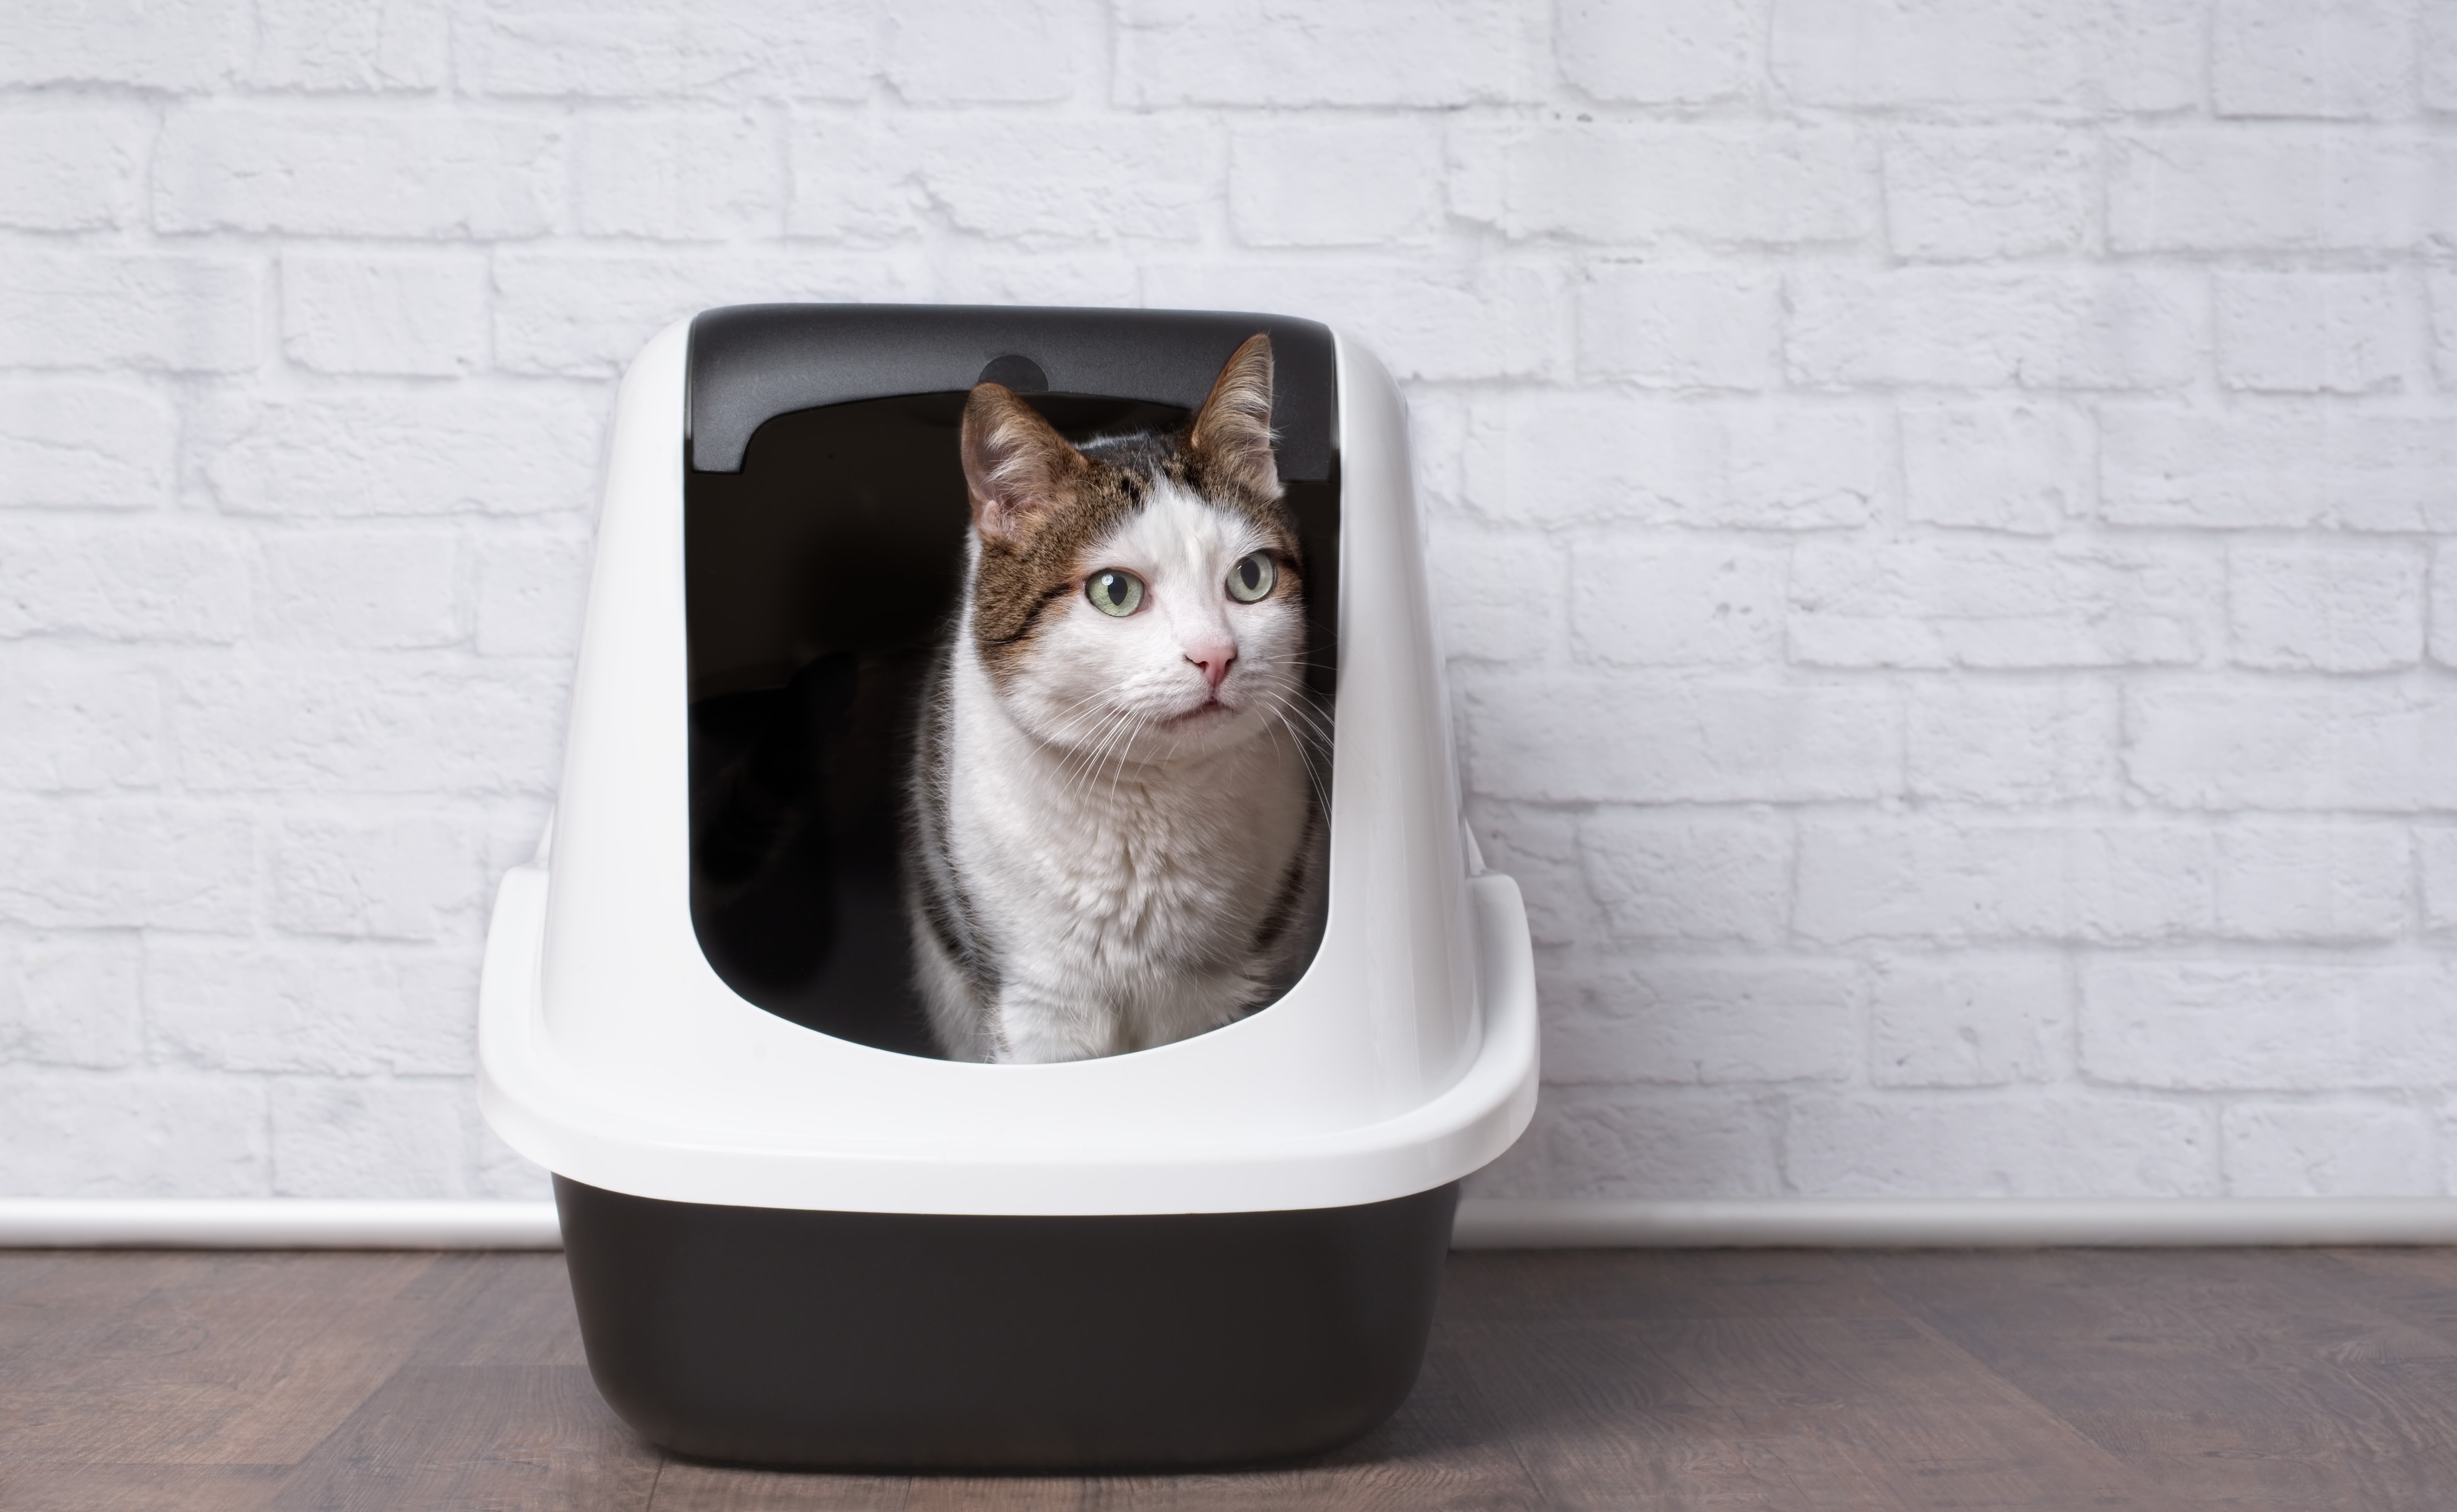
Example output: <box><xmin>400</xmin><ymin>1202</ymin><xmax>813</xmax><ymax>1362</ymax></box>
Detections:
<box><xmin>2</xmin><ymin>0</ymin><xmax>2451</xmax><ymax>1203</ymax></box>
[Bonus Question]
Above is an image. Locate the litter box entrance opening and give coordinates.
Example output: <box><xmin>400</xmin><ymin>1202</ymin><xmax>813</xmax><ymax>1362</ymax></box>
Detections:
<box><xmin>684</xmin><ymin>391</ymin><xmax>1341</xmax><ymax>1057</ymax></box>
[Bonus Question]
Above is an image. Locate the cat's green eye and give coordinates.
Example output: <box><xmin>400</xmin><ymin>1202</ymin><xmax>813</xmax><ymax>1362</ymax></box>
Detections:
<box><xmin>1226</xmin><ymin>552</ymin><xmax>1275</xmax><ymax>604</ymax></box>
<box><xmin>1086</xmin><ymin>569</ymin><xmax>1145</xmax><ymax>617</ymax></box>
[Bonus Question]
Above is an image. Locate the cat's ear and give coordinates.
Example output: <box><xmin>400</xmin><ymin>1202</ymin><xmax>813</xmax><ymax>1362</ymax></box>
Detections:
<box><xmin>962</xmin><ymin>383</ymin><xmax>1086</xmax><ymax>547</ymax></box>
<box><xmin>1188</xmin><ymin>333</ymin><xmax>1279</xmax><ymax>499</ymax></box>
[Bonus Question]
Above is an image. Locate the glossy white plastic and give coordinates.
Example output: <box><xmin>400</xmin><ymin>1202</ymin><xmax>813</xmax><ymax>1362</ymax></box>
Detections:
<box><xmin>477</xmin><ymin>315</ymin><xmax>1537</xmax><ymax>1216</ymax></box>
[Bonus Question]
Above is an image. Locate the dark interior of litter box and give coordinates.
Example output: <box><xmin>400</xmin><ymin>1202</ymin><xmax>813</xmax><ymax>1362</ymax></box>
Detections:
<box><xmin>682</xmin><ymin>307</ymin><xmax>1341</xmax><ymax>1057</ymax></box>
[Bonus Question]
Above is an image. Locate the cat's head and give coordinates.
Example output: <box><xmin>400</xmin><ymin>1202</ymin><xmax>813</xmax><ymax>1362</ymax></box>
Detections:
<box><xmin>957</xmin><ymin>333</ymin><xmax>1309</xmax><ymax>765</ymax></box>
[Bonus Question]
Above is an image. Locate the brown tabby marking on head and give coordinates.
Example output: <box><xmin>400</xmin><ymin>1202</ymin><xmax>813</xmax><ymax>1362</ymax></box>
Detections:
<box><xmin>957</xmin><ymin>334</ymin><xmax>1302</xmax><ymax>689</ymax></box>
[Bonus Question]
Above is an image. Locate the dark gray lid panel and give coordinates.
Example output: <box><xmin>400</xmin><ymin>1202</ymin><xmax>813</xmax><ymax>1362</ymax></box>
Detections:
<box><xmin>686</xmin><ymin>304</ymin><xmax>1338</xmax><ymax>480</ymax></box>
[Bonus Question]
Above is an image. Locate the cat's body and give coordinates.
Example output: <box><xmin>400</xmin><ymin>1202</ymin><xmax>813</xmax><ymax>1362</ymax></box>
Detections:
<box><xmin>904</xmin><ymin>336</ymin><xmax>1325</xmax><ymax>1064</ymax></box>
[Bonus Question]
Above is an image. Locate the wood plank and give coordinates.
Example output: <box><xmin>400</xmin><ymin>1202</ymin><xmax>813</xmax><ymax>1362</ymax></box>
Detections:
<box><xmin>1440</xmin><ymin>1247</ymin><xmax>1906</xmax><ymax>1325</ymax></box>
<box><xmin>0</xmin><ymin>1464</ymin><xmax>290</xmax><ymax>1512</ymax></box>
<box><xmin>0</xmin><ymin>1253</ymin><xmax>447</xmax><ymax>1467</ymax></box>
<box><xmin>648</xmin><ymin>1462</ymin><xmax>913</xmax><ymax>1511</ymax></box>
<box><xmin>266</xmin><ymin>1363</ymin><xmax>660</xmax><ymax>1512</ymax></box>
<box><xmin>1071</xmin><ymin>1321</ymin><xmax>1548</xmax><ymax>1511</ymax></box>
<box><xmin>11</xmin><ymin>1245</ymin><xmax>2457</xmax><ymax>1507</ymax></box>
<box><xmin>1861</xmin><ymin>1248</ymin><xmax>2457</xmax><ymax>1509</ymax></box>
<box><xmin>1453</xmin><ymin>1310</ymin><xmax>2160</xmax><ymax>1509</ymax></box>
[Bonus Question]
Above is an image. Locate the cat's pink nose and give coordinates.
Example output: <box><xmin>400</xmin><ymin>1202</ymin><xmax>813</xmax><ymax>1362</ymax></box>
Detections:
<box><xmin>1186</xmin><ymin>641</ymin><xmax>1236</xmax><ymax>691</ymax></box>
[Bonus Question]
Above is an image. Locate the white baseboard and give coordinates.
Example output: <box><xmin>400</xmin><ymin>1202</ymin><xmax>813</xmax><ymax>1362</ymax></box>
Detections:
<box><xmin>0</xmin><ymin>1199</ymin><xmax>563</xmax><ymax>1250</ymax></box>
<box><xmin>4</xmin><ymin>1197</ymin><xmax>2455</xmax><ymax>1251</ymax></box>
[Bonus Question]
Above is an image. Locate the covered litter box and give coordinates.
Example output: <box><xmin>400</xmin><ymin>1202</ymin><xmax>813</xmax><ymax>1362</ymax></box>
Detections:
<box><xmin>477</xmin><ymin>305</ymin><xmax>1538</xmax><ymax>1469</ymax></box>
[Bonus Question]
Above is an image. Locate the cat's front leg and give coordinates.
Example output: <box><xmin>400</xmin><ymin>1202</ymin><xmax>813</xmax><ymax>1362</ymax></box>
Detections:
<box><xmin>991</xmin><ymin>983</ymin><xmax>1124</xmax><ymax>1064</ymax></box>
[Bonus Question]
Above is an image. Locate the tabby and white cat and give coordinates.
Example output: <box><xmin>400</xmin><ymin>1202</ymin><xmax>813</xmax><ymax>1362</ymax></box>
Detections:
<box><xmin>905</xmin><ymin>335</ymin><xmax>1326</xmax><ymax>1064</ymax></box>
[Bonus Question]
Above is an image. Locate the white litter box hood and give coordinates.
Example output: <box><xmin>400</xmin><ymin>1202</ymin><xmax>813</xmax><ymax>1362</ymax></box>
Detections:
<box><xmin>478</xmin><ymin>314</ymin><xmax>1538</xmax><ymax>1217</ymax></box>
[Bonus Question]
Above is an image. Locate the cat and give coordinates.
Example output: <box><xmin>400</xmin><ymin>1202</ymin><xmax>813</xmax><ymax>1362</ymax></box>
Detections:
<box><xmin>903</xmin><ymin>334</ymin><xmax>1326</xmax><ymax>1064</ymax></box>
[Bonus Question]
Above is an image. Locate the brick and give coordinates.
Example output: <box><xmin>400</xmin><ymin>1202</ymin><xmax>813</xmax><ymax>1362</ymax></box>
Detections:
<box><xmin>175</xmin><ymin>660</ymin><xmax>569</xmax><ymax>796</ymax></box>
<box><xmin>1463</xmin><ymin>800</ymin><xmax>1596</xmax><ymax>950</ymax></box>
<box><xmin>885</xmin><ymin>0</ymin><xmax>1087</xmax><ymax>103</ymax></box>
<box><xmin>1116</xmin><ymin>0</ymin><xmax>1536</xmax><ymax>107</ymax></box>
<box><xmin>270</xmin><ymin>810</ymin><xmax>483</xmax><ymax>940</ymax></box>
<box><xmin>1142</xmin><ymin>262</ymin><xmax>1562</xmax><ymax>384</ymax></box>
<box><xmin>0</xmin><ymin>799</ymin><xmax>255</xmax><ymax>932</ymax></box>
<box><xmin>2108</xmin><ymin>132</ymin><xmax>2428</xmax><ymax>252</ymax></box>
<box><xmin>154</xmin><ymin>107</ymin><xmax>561</xmax><ymax>237</ymax></box>
<box><xmin>1462</xmin><ymin>394</ymin><xmax>1885</xmax><ymax>529</ymax></box>
<box><xmin>1870</xmin><ymin>957</ymin><xmax>2064</xmax><ymax>1088</ymax></box>
<box><xmin>1467</xmin><ymin>1085</ymin><xmax>1782</xmax><ymax>1199</ymax></box>
<box><xmin>252</xmin><ymin>0</ymin><xmax>447</xmax><ymax>90</ymax></box>
<box><xmin>2431</xmin><ymin>0</ymin><xmax>2457</xmax><ymax>111</ymax></box>
<box><xmin>1797</xmin><ymin>820</ymin><xmax>2216</xmax><ymax>946</ymax></box>
<box><xmin>2213</xmin><ymin>0</ymin><xmax>2411</xmax><ymax>119</ymax></box>
<box><xmin>0</xmin><ymin>1073</ymin><xmax>266</xmax><ymax>1197</ymax></box>
<box><xmin>473</xmin><ymin>527</ymin><xmax>595</xmax><ymax>658</ymax></box>
<box><xmin>2424</xmin><ymin>827</ymin><xmax>2457</xmax><ymax>934</ymax></box>
<box><xmin>890</xmin><ymin>118</ymin><xmax>1215</xmax><ymax>247</ymax></box>
<box><xmin>2100</xmin><ymin>407</ymin><xmax>2457</xmax><ymax>532</ymax></box>
<box><xmin>1578</xmin><ymin>266</ymin><xmax>1781</xmax><ymax>389</ymax></box>
<box><xmin>1786</xmin><ymin>269</ymin><xmax>2201</xmax><ymax>392</ymax></box>
<box><xmin>1579</xmin><ymin>811</ymin><xmax>1793</xmax><ymax>944</ymax></box>
<box><xmin>2214</xmin><ymin>271</ymin><xmax>2419</xmax><ymax>394</ymax></box>
<box><xmin>1421</xmin><ymin>521</ymin><xmax>1566</xmax><ymax>669</ymax></box>
<box><xmin>0</xmin><ymin>939</ymin><xmax>144</xmax><ymax>1069</ymax></box>
<box><xmin>1884</xmin><ymin>129</ymin><xmax>2093</xmax><ymax>262</ymax></box>
<box><xmin>1557</xmin><ymin>0</ymin><xmax>1757</xmax><ymax>104</ymax></box>
<box><xmin>1548</xmin><ymin>960</ymin><xmax>1860</xmax><ymax>1083</ymax></box>
<box><xmin>0</xmin><ymin>520</ymin><xmax>251</xmax><ymax>643</ymax></box>
<box><xmin>2082</xmin><ymin>959</ymin><xmax>2457</xmax><ymax>1091</ymax></box>
<box><xmin>1907</xmin><ymin>682</ymin><xmax>2119</xmax><ymax>804</ymax></box>
<box><xmin>0</xmin><ymin>104</ymin><xmax>150</xmax><ymax>230</ymax></box>
<box><xmin>1460</xmin><ymin>675</ymin><xmax>1901</xmax><ymax>804</ymax></box>
<box><xmin>190</xmin><ymin>387</ymin><xmax>603</xmax><ymax>517</ymax></box>
<box><xmin>0</xmin><ymin>0</ymin><xmax>247</xmax><ymax>89</ymax></box>
<box><xmin>257</xmin><ymin>528</ymin><xmax>462</xmax><ymax>649</ymax></box>
<box><xmin>271</xmin><ymin>1078</ymin><xmax>469</xmax><ymax>1198</ymax></box>
<box><xmin>2435</xmin><ymin>545</ymin><xmax>2457</xmax><ymax>667</ymax></box>
<box><xmin>785</xmin><ymin>115</ymin><xmax>926</xmax><ymax>244</ymax></box>
<box><xmin>2224</xmin><ymin>1102</ymin><xmax>2437</xmax><ymax>1197</ymax></box>
<box><xmin>493</xmin><ymin>251</ymin><xmax>923</xmax><ymax>376</ymax></box>
<box><xmin>1784</xmin><ymin>1091</ymin><xmax>2212</xmax><ymax>1198</ymax></box>
<box><xmin>281</xmin><ymin>251</ymin><xmax>487</xmax><ymax>377</ymax></box>
<box><xmin>1902</xmin><ymin>401</ymin><xmax>2090</xmax><ymax>535</ymax></box>
<box><xmin>2228</xmin><ymin>543</ymin><xmax>2424</xmax><ymax>671</ymax></box>
<box><xmin>0</xmin><ymin>251</ymin><xmax>261</xmax><ymax>373</ymax></box>
<box><xmin>0</xmin><ymin>653</ymin><xmax>162</xmax><ymax>792</ymax></box>
<box><xmin>1230</xmin><ymin>119</ymin><xmax>1445</xmax><ymax>247</ymax></box>
<box><xmin>458</xmin><ymin>0</ymin><xmax>872</xmax><ymax>100</ymax></box>
<box><xmin>151</xmin><ymin>943</ymin><xmax>475</xmax><ymax>1075</ymax></box>
<box><xmin>1453</xmin><ymin>124</ymin><xmax>1874</xmax><ymax>247</ymax></box>
<box><xmin>2432</xmin><ymin>274</ymin><xmax>2457</xmax><ymax>391</ymax></box>
<box><xmin>2127</xmin><ymin>680</ymin><xmax>2457</xmax><ymax>812</ymax></box>
<box><xmin>1789</xmin><ymin>541</ymin><xmax>2220</xmax><ymax>669</ymax></box>
<box><xmin>920</xmin><ymin>256</ymin><xmax>1145</xmax><ymax>310</ymax></box>
<box><xmin>0</xmin><ymin>380</ymin><xmax>178</xmax><ymax>508</ymax></box>
<box><xmin>1570</xmin><ymin>536</ymin><xmax>1783</xmax><ymax>668</ymax></box>
<box><xmin>1771</xmin><ymin>0</ymin><xmax>2201</xmax><ymax>110</ymax></box>
<box><xmin>575</xmin><ymin>109</ymin><xmax>782</xmax><ymax>241</ymax></box>
<box><xmin>2214</xmin><ymin>823</ymin><xmax>2410</xmax><ymax>942</ymax></box>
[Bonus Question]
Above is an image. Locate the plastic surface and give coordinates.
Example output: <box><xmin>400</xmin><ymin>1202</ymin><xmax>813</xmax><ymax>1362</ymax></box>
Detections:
<box><xmin>556</xmin><ymin>1176</ymin><xmax>1458</xmax><ymax>1469</ymax></box>
<box><xmin>685</xmin><ymin>304</ymin><xmax>1338</xmax><ymax>479</ymax></box>
<box><xmin>477</xmin><ymin>311</ymin><xmax>1538</xmax><ymax>1217</ymax></box>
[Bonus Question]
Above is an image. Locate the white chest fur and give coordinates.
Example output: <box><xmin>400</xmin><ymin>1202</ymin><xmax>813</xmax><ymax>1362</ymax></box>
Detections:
<box><xmin>940</xmin><ymin>641</ymin><xmax>1314</xmax><ymax>1063</ymax></box>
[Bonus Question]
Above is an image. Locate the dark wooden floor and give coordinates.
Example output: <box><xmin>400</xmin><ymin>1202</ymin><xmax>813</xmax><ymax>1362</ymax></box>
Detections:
<box><xmin>7</xmin><ymin>1246</ymin><xmax>2457</xmax><ymax>1509</ymax></box>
